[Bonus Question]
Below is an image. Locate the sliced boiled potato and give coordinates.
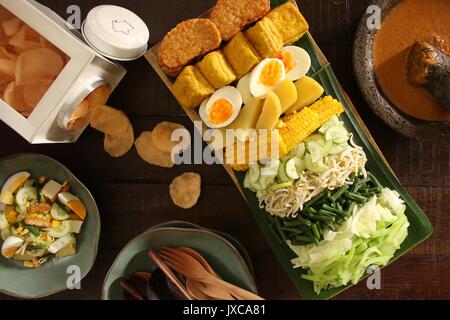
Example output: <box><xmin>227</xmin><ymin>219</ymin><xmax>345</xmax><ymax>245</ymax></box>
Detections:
<box><xmin>288</xmin><ymin>76</ymin><xmax>324</xmax><ymax>114</ymax></box>
<box><xmin>273</xmin><ymin>79</ymin><xmax>298</xmax><ymax>113</ymax></box>
<box><xmin>15</xmin><ymin>48</ymin><xmax>64</xmax><ymax>85</ymax></box>
<box><xmin>256</xmin><ymin>91</ymin><xmax>282</xmax><ymax>130</ymax></box>
<box><xmin>210</xmin><ymin>98</ymin><xmax>263</xmax><ymax>150</ymax></box>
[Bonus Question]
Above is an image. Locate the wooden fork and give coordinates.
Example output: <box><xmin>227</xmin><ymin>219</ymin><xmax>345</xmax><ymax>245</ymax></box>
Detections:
<box><xmin>160</xmin><ymin>247</ymin><xmax>264</xmax><ymax>300</ymax></box>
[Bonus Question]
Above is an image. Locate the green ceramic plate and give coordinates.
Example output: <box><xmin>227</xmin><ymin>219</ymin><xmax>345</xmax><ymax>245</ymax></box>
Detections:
<box><xmin>102</xmin><ymin>227</ymin><xmax>258</xmax><ymax>300</ymax></box>
<box><xmin>149</xmin><ymin>221</ymin><xmax>255</xmax><ymax>277</ymax></box>
<box><xmin>0</xmin><ymin>153</ymin><xmax>101</xmax><ymax>299</ymax></box>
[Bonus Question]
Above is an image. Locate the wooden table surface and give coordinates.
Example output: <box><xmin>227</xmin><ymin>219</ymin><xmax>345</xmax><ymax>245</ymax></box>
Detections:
<box><xmin>1</xmin><ymin>0</ymin><xmax>449</xmax><ymax>300</ymax></box>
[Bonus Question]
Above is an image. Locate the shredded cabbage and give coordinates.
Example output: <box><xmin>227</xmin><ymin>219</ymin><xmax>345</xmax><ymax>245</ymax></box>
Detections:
<box><xmin>288</xmin><ymin>188</ymin><xmax>409</xmax><ymax>294</ymax></box>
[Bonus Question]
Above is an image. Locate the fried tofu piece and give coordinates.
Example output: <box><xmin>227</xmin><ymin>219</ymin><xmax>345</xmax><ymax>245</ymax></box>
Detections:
<box><xmin>245</xmin><ymin>18</ymin><xmax>283</xmax><ymax>58</ymax></box>
<box><xmin>158</xmin><ymin>19</ymin><xmax>222</xmax><ymax>77</ymax></box>
<box><xmin>172</xmin><ymin>65</ymin><xmax>215</xmax><ymax>109</ymax></box>
<box><xmin>266</xmin><ymin>2</ymin><xmax>309</xmax><ymax>45</ymax></box>
<box><xmin>223</xmin><ymin>32</ymin><xmax>261</xmax><ymax>79</ymax></box>
<box><xmin>196</xmin><ymin>50</ymin><xmax>237</xmax><ymax>89</ymax></box>
<box><xmin>209</xmin><ymin>0</ymin><xmax>270</xmax><ymax>41</ymax></box>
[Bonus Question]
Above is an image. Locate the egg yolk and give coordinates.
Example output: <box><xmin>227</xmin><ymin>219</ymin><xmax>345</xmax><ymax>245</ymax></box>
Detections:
<box><xmin>272</xmin><ymin>51</ymin><xmax>294</xmax><ymax>72</ymax></box>
<box><xmin>208</xmin><ymin>99</ymin><xmax>234</xmax><ymax>125</ymax></box>
<box><xmin>259</xmin><ymin>60</ymin><xmax>284</xmax><ymax>87</ymax></box>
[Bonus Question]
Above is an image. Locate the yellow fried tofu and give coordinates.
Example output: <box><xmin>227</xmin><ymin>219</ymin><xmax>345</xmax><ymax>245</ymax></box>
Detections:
<box><xmin>245</xmin><ymin>18</ymin><xmax>283</xmax><ymax>58</ymax></box>
<box><xmin>266</xmin><ymin>2</ymin><xmax>309</xmax><ymax>45</ymax></box>
<box><xmin>172</xmin><ymin>66</ymin><xmax>215</xmax><ymax>109</ymax></box>
<box><xmin>223</xmin><ymin>32</ymin><xmax>261</xmax><ymax>79</ymax></box>
<box><xmin>197</xmin><ymin>50</ymin><xmax>237</xmax><ymax>89</ymax></box>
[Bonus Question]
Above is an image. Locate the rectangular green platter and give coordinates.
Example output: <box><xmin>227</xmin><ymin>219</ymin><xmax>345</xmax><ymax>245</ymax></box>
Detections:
<box><xmin>146</xmin><ymin>0</ymin><xmax>433</xmax><ymax>300</ymax></box>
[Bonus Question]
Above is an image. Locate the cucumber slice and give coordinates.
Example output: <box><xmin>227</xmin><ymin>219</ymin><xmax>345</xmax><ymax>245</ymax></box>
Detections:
<box><xmin>270</xmin><ymin>181</ymin><xmax>294</xmax><ymax>191</ymax></box>
<box><xmin>0</xmin><ymin>214</ymin><xmax>8</xmax><ymax>229</ymax></box>
<box><xmin>322</xmin><ymin>140</ymin><xmax>333</xmax><ymax>156</ymax></box>
<box><xmin>51</xmin><ymin>203</ymin><xmax>70</xmax><ymax>221</ymax></box>
<box><xmin>329</xmin><ymin>143</ymin><xmax>348</xmax><ymax>155</ymax></box>
<box><xmin>304</xmin><ymin>153</ymin><xmax>328</xmax><ymax>173</ymax></box>
<box><xmin>285</xmin><ymin>158</ymin><xmax>300</xmax><ymax>180</ymax></box>
<box><xmin>259</xmin><ymin>175</ymin><xmax>275</xmax><ymax>190</ymax></box>
<box><xmin>293</xmin><ymin>143</ymin><xmax>306</xmax><ymax>158</ymax></box>
<box><xmin>307</xmin><ymin>141</ymin><xmax>323</xmax><ymax>163</ymax></box>
<box><xmin>15</xmin><ymin>187</ymin><xmax>38</xmax><ymax>211</ymax></box>
<box><xmin>248</xmin><ymin>165</ymin><xmax>260</xmax><ymax>184</ymax></box>
<box><xmin>294</xmin><ymin>157</ymin><xmax>306</xmax><ymax>173</ymax></box>
<box><xmin>319</xmin><ymin>116</ymin><xmax>341</xmax><ymax>133</ymax></box>
<box><xmin>261</xmin><ymin>159</ymin><xmax>280</xmax><ymax>177</ymax></box>
<box><xmin>48</xmin><ymin>221</ymin><xmax>71</xmax><ymax>238</ymax></box>
<box><xmin>48</xmin><ymin>233</ymin><xmax>76</xmax><ymax>254</ymax></box>
<box><xmin>278</xmin><ymin>161</ymin><xmax>291</xmax><ymax>183</ymax></box>
<box><xmin>0</xmin><ymin>191</ymin><xmax>14</xmax><ymax>205</ymax></box>
<box><xmin>305</xmin><ymin>134</ymin><xmax>324</xmax><ymax>144</ymax></box>
<box><xmin>325</xmin><ymin>126</ymin><xmax>348</xmax><ymax>144</ymax></box>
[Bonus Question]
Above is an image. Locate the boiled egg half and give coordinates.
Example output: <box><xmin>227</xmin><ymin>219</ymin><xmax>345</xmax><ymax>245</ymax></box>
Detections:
<box><xmin>58</xmin><ymin>192</ymin><xmax>87</xmax><ymax>220</ymax></box>
<box><xmin>0</xmin><ymin>171</ymin><xmax>31</xmax><ymax>205</ymax></box>
<box><xmin>1</xmin><ymin>236</ymin><xmax>23</xmax><ymax>258</ymax></box>
<box><xmin>199</xmin><ymin>86</ymin><xmax>242</xmax><ymax>129</ymax></box>
<box><xmin>272</xmin><ymin>46</ymin><xmax>311</xmax><ymax>81</ymax></box>
<box><xmin>249</xmin><ymin>58</ymin><xmax>286</xmax><ymax>99</ymax></box>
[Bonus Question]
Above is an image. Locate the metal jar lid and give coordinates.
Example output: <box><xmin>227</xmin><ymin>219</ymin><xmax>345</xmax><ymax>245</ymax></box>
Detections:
<box><xmin>82</xmin><ymin>5</ymin><xmax>149</xmax><ymax>61</ymax></box>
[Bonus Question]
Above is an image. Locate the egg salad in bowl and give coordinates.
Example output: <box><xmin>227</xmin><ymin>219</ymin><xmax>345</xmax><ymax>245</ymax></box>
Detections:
<box><xmin>0</xmin><ymin>171</ymin><xmax>87</xmax><ymax>268</ymax></box>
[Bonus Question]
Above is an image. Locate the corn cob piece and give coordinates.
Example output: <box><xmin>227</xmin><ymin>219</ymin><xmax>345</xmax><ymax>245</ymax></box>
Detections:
<box><xmin>279</xmin><ymin>107</ymin><xmax>320</xmax><ymax>152</ymax></box>
<box><xmin>280</xmin><ymin>96</ymin><xmax>344</xmax><ymax>152</ymax></box>
<box><xmin>309</xmin><ymin>96</ymin><xmax>344</xmax><ymax>124</ymax></box>
<box><xmin>225</xmin><ymin>129</ymin><xmax>287</xmax><ymax>170</ymax></box>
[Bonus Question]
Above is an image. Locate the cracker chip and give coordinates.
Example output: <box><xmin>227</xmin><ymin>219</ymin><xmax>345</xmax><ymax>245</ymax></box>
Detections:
<box><xmin>3</xmin><ymin>81</ymin><xmax>30</xmax><ymax>113</ymax></box>
<box><xmin>86</xmin><ymin>84</ymin><xmax>111</xmax><ymax>107</ymax></box>
<box><xmin>152</xmin><ymin>121</ymin><xmax>190</xmax><ymax>154</ymax></box>
<box><xmin>169</xmin><ymin>172</ymin><xmax>201</xmax><ymax>209</ymax></box>
<box><xmin>22</xmin><ymin>79</ymin><xmax>52</xmax><ymax>108</ymax></box>
<box><xmin>0</xmin><ymin>57</ymin><xmax>15</xmax><ymax>79</ymax></box>
<box><xmin>135</xmin><ymin>131</ymin><xmax>174</xmax><ymax>168</ymax></box>
<box><xmin>66</xmin><ymin>100</ymin><xmax>90</xmax><ymax>132</ymax></box>
<box><xmin>15</xmin><ymin>48</ymin><xmax>64</xmax><ymax>85</ymax></box>
<box><xmin>0</xmin><ymin>47</ymin><xmax>16</xmax><ymax>60</ymax></box>
<box><xmin>1</xmin><ymin>18</ymin><xmax>22</xmax><ymax>37</ymax></box>
<box><xmin>104</xmin><ymin>123</ymin><xmax>134</xmax><ymax>157</ymax></box>
<box><xmin>90</xmin><ymin>104</ymin><xmax>130</xmax><ymax>135</ymax></box>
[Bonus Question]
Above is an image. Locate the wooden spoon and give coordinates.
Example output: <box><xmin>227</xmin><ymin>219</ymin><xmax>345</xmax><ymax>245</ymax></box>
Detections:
<box><xmin>147</xmin><ymin>248</ymin><xmax>193</xmax><ymax>300</ymax></box>
<box><xmin>160</xmin><ymin>247</ymin><xmax>264</xmax><ymax>300</ymax></box>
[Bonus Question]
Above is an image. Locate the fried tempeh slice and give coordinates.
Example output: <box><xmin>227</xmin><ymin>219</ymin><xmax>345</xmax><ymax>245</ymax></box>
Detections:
<box><xmin>209</xmin><ymin>0</ymin><xmax>270</xmax><ymax>41</ymax></box>
<box><xmin>158</xmin><ymin>19</ymin><xmax>222</xmax><ymax>77</ymax></box>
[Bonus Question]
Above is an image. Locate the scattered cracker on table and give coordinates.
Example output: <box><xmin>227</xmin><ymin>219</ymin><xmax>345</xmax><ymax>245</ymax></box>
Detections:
<box><xmin>104</xmin><ymin>124</ymin><xmax>135</xmax><ymax>158</ymax></box>
<box><xmin>158</xmin><ymin>18</ymin><xmax>222</xmax><ymax>76</ymax></box>
<box><xmin>169</xmin><ymin>172</ymin><xmax>201</xmax><ymax>209</ymax></box>
<box><xmin>152</xmin><ymin>121</ymin><xmax>190</xmax><ymax>155</ymax></box>
<box><xmin>90</xmin><ymin>105</ymin><xmax>130</xmax><ymax>136</ymax></box>
<box><xmin>209</xmin><ymin>0</ymin><xmax>270</xmax><ymax>41</ymax></box>
<box><xmin>135</xmin><ymin>131</ymin><xmax>174</xmax><ymax>168</ymax></box>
